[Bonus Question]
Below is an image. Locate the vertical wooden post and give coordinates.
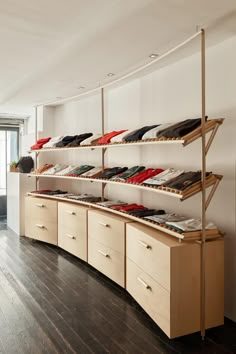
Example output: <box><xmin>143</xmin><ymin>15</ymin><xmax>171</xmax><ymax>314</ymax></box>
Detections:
<box><xmin>101</xmin><ymin>88</ymin><xmax>106</xmax><ymax>201</ymax></box>
<box><xmin>200</xmin><ymin>28</ymin><xmax>206</xmax><ymax>340</ymax></box>
<box><xmin>35</xmin><ymin>106</ymin><xmax>39</xmax><ymax>191</ymax></box>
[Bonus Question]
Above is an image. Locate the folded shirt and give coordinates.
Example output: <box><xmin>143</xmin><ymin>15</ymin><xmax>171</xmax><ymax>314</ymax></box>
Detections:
<box><xmin>80</xmin><ymin>167</ymin><xmax>103</xmax><ymax>177</ymax></box>
<box><xmin>126</xmin><ymin>168</ymin><xmax>164</xmax><ymax>184</ymax></box>
<box><xmin>67</xmin><ymin>133</ymin><xmax>93</xmax><ymax>147</ymax></box>
<box><xmin>163</xmin><ymin>171</ymin><xmax>210</xmax><ymax>191</ymax></box>
<box><xmin>166</xmin><ymin>219</ymin><xmax>216</xmax><ymax>232</ymax></box>
<box><xmin>97</xmin><ymin>130</ymin><xmax>127</xmax><ymax>144</ymax></box>
<box><xmin>141</xmin><ymin>123</ymin><xmax>176</xmax><ymax>139</ymax></box>
<box><xmin>123</xmin><ymin>125</ymin><xmax>158</xmax><ymax>142</ymax></box>
<box><xmin>144</xmin><ymin>213</ymin><xmax>189</xmax><ymax>223</ymax></box>
<box><xmin>110</xmin><ymin>130</ymin><xmax>133</xmax><ymax>143</ymax></box>
<box><xmin>111</xmin><ymin>166</ymin><xmax>146</xmax><ymax>181</ymax></box>
<box><xmin>33</xmin><ymin>164</ymin><xmax>54</xmax><ymax>174</ymax></box>
<box><xmin>31</xmin><ymin>137</ymin><xmax>51</xmax><ymax>150</ymax></box>
<box><xmin>42</xmin><ymin>164</ymin><xmax>68</xmax><ymax>175</ymax></box>
<box><xmin>111</xmin><ymin>203</ymin><xmax>145</xmax><ymax>211</ymax></box>
<box><xmin>156</xmin><ymin>118</ymin><xmax>202</xmax><ymax>138</ymax></box>
<box><xmin>66</xmin><ymin>165</ymin><xmax>94</xmax><ymax>176</ymax></box>
<box><xmin>128</xmin><ymin>209</ymin><xmax>166</xmax><ymax>217</ymax></box>
<box><xmin>96</xmin><ymin>200</ymin><xmax>128</xmax><ymax>207</ymax></box>
<box><xmin>96</xmin><ymin>167</ymin><xmax>128</xmax><ymax>179</ymax></box>
<box><xmin>56</xmin><ymin>165</ymin><xmax>77</xmax><ymax>175</ymax></box>
<box><xmin>55</xmin><ymin>135</ymin><xmax>77</xmax><ymax>147</ymax></box>
<box><xmin>80</xmin><ymin>133</ymin><xmax>102</xmax><ymax>145</ymax></box>
<box><xmin>66</xmin><ymin>194</ymin><xmax>94</xmax><ymax>200</ymax></box>
<box><xmin>42</xmin><ymin>136</ymin><xmax>64</xmax><ymax>148</ymax></box>
<box><xmin>142</xmin><ymin>168</ymin><xmax>184</xmax><ymax>186</ymax></box>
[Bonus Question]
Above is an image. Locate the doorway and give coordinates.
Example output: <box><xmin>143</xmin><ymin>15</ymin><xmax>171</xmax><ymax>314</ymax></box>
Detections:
<box><xmin>0</xmin><ymin>128</ymin><xmax>19</xmax><ymax>227</ymax></box>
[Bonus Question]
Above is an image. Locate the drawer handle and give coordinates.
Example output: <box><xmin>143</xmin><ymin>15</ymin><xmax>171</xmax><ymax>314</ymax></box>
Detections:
<box><xmin>137</xmin><ymin>277</ymin><xmax>151</xmax><ymax>290</ymax></box>
<box><xmin>138</xmin><ymin>240</ymin><xmax>151</xmax><ymax>249</ymax></box>
<box><xmin>35</xmin><ymin>204</ymin><xmax>44</xmax><ymax>208</ymax></box>
<box><xmin>36</xmin><ymin>224</ymin><xmax>45</xmax><ymax>229</ymax></box>
<box><xmin>66</xmin><ymin>234</ymin><xmax>76</xmax><ymax>240</ymax></box>
<box><xmin>66</xmin><ymin>210</ymin><xmax>76</xmax><ymax>215</ymax></box>
<box><xmin>98</xmin><ymin>250</ymin><xmax>109</xmax><ymax>258</ymax></box>
<box><xmin>98</xmin><ymin>222</ymin><xmax>110</xmax><ymax>228</ymax></box>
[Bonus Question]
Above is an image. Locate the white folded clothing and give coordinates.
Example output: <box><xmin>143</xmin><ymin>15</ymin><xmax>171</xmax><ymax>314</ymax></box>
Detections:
<box><xmin>80</xmin><ymin>167</ymin><xmax>103</xmax><ymax>177</ymax></box>
<box><xmin>142</xmin><ymin>168</ymin><xmax>184</xmax><ymax>186</ymax></box>
<box><xmin>110</xmin><ymin>130</ymin><xmax>132</xmax><ymax>143</ymax></box>
<box><xmin>144</xmin><ymin>213</ymin><xmax>189</xmax><ymax>223</ymax></box>
<box><xmin>56</xmin><ymin>166</ymin><xmax>77</xmax><ymax>175</ymax></box>
<box><xmin>67</xmin><ymin>194</ymin><xmax>94</xmax><ymax>200</ymax></box>
<box><xmin>80</xmin><ymin>133</ymin><xmax>102</xmax><ymax>145</ymax></box>
<box><xmin>166</xmin><ymin>219</ymin><xmax>216</xmax><ymax>232</ymax></box>
<box><xmin>142</xmin><ymin>123</ymin><xmax>176</xmax><ymax>139</ymax></box>
<box><xmin>42</xmin><ymin>164</ymin><xmax>68</xmax><ymax>175</ymax></box>
<box><xmin>43</xmin><ymin>136</ymin><xmax>64</xmax><ymax>148</ymax></box>
<box><xmin>96</xmin><ymin>200</ymin><xmax>127</xmax><ymax>207</ymax></box>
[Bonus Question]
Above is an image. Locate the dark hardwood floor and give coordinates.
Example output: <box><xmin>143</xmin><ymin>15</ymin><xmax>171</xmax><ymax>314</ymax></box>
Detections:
<box><xmin>0</xmin><ymin>227</ymin><xmax>235</xmax><ymax>354</ymax></box>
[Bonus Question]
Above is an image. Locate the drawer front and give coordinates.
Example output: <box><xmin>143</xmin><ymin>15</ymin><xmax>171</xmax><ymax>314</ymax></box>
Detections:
<box><xmin>126</xmin><ymin>258</ymin><xmax>170</xmax><ymax>337</ymax></box>
<box><xmin>88</xmin><ymin>210</ymin><xmax>126</xmax><ymax>254</ymax></box>
<box><xmin>58</xmin><ymin>202</ymin><xmax>88</xmax><ymax>234</ymax></box>
<box><xmin>25</xmin><ymin>220</ymin><xmax>57</xmax><ymax>245</ymax></box>
<box><xmin>25</xmin><ymin>197</ymin><xmax>57</xmax><ymax>223</ymax></box>
<box><xmin>88</xmin><ymin>238</ymin><xmax>125</xmax><ymax>287</ymax></box>
<box><xmin>58</xmin><ymin>225</ymin><xmax>87</xmax><ymax>261</ymax></box>
<box><xmin>126</xmin><ymin>224</ymin><xmax>171</xmax><ymax>291</ymax></box>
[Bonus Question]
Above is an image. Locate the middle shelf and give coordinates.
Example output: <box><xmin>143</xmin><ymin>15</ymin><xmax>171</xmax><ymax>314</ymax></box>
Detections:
<box><xmin>28</xmin><ymin>171</ymin><xmax>222</xmax><ymax>201</ymax></box>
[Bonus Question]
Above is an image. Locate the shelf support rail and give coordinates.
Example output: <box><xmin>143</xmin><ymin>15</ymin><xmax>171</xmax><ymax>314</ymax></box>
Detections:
<box><xmin>101</xmin><ymin>87</ymin><xmax>106</xmax><ymax>202</ymax></box>
<box><xmin>200</xmin><ymin>28</ymin><xmax>206</xmax><ymax>340</ymax></box>
<box><xmin>205</xmin><ymin>123</ymin><xmax>220</xmax><ymax>155</ymax></box>
<box><xmin>205</xmin><ymin>177</ymin><xmax>221</xmax><ymax>211</ymax></box>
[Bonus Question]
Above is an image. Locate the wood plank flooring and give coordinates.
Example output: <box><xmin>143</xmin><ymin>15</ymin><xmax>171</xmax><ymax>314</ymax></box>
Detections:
<box><xmin>0</xmin><ymin>228</ymin><xmax>235</xmax><ymax>354</ymax></box>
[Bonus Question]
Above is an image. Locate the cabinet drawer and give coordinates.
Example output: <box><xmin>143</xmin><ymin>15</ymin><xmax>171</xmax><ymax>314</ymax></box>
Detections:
<box><xmin>88</xmin><ymin>238</ymin><xmax>125</xmax><ymax>287</ymax></box>
<box><xmin>126</xmin><ymin>258</ymin><xmax>170</xmax><ymax>337</ymax></box>
<box><xmin>88</xmin><ymin>210</ymin><xmax>128</xmax><ymax>254</ymax></box>
<box><xmin>58</xmin><ymin>202</ymin><xmax>88</xmax><ymax>234</ymax></box>
<box><xmin>25</xmin><ymin>220</ymin><xmax>57</xmax><ymax>245</ymax></box>
<box><xmin>126</xmin><ymin>223</ymin><xmax>174</xmax><ymax>291</ymax></box>
<box><xmin>58</xmin><ymin>225</ymin><xmax>87</xmax><ymax>261</ymax></box>
<box><xmin>25</xmin><ymin>197</ymin><xmax>57</xmax><ymax>223</ymax></box>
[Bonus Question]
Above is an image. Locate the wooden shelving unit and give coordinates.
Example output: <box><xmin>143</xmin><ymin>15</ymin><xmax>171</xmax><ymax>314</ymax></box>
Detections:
<box><xmin>29</xmin><ymin>29</ymin><xmax>224</xmax><ymax>338</ymax></box>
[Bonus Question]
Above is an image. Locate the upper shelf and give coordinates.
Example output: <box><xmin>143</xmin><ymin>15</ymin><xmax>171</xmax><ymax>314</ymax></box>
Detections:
<box><xmin>29</xmin><ymin>118</ymin><xmax>224</xmax><ymax>153</ymax></box>
<box><xmin>28</xmin><ymin>172</ymin><xmax>222</xmax><ymax>201</ymax></box>
<box><xmin>27</xmin><ymin>192</ymin><xmax>223</xmax><ymax>242</ymax></box>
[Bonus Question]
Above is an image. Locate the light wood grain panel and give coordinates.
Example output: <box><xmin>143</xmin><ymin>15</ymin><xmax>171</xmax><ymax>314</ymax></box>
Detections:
<box><xmin>88</xmin><ymin>238</ymin><xmax>125</xmax><ymax>287</ymax></box>
<box><xmin>126</xmin><ymin>258</ymin><xmax>170</xmax><ymax>337</ymax></box>
<box><xmin>25</xmin><ymin>220</ymin><xmax>57</xmax><ymax>245</ymax></box>
<box><xmin>88</xmin><ymin>210</ymin><xmax>129</xmax><ymax>254</ymax></box>
<box><xmin>25</xmin><ymin>196</ymin><xmax>57</xmax><ymax>223</ymax></box>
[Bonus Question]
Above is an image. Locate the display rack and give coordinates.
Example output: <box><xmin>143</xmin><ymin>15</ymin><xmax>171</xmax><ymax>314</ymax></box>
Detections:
<box><xmin>29</xmin><ymin>29</ymin><xmax>223</xmax><ymax>338</ymax></box>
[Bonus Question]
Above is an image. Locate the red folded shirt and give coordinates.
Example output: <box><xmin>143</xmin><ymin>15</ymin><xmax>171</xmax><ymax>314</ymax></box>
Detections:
<box><xmin>126</xmin><ymin>168</ymin><xmax>164</xmax><ymax>184</ymax></box>
<box><xmin>31</xmin><ymin>137</ymin><xmax>51</xmax><ymax>150</ymax></box>
<box><xmin>111</xmin><ymin>203</ymin><xmax>146</xmax><ymax>211</ymax></box>
<box><xmin>97</xmin><ymin>130</ymin><xmax>127</xmax><ymax>144</ymax></box>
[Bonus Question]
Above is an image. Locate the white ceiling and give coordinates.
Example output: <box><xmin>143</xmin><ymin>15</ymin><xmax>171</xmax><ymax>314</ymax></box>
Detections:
<box><xmin>0</xmin><ymin>0</ymin><xmax>236</xmax><ymax>111</ymax></box>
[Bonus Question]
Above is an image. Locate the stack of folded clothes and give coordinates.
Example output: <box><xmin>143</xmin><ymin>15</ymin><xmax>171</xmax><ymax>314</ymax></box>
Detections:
<box><xmin>32</xmin><ymin>164</ymin><xmax>54</xmax><ymax>174</ymax></box>
<box><xmin>55</xmin><ymin>135</ymin><xmax>78</xmax><ymax>147</ymax></box>
<box><xmin>66</xmin><ymin>133</ymin><xmax>93</xmax><ymax>147</ymax></box>
<box><xmin>42</xmin><ymin>136</ymin><xmax>64</xmax><ymax>148</ymax></box>
<box><xmin>80</xmin><ymin>133</ymin><xmax>102</xmax><ymax>145</ymax></box>
<box><xmin>111</xmin><ymin>166</ymin><xmax>145</xmax><ymax>181</ymax></box>
<box><xmin>96</xmin><ymin>167</ymin><xmax>128</xmax><ymax>179</ymax></box>
<box><xmin>123</xmin><ymin>125</ymin><xmax>159</xmax><ymax>142</ymax></box>
<box><xmin>42</xmin><ymin>164</ymin><xmax>68</xmax><ymax>175</ymax></box>
<box><xmin>96</xmin><ymin>130</ymin><xmax>127</xmax><ymax>144</ymax></box>
<box><xmin>66</xmin><ymin>165</ymin><xmax>95</xmax><ymax>177</ymax></box>
<box><xmin>141</xmin><ymin>168</ymin><xmax>184</xmax><ymax>186</ymax></box>
<box><xmin>31</xmin><ymin>137</ymin><xmax>51</xmax><ymax>150</ymax></box>
<box><xmin>126</xmin><ymin>168</ymin><xmax>164</xmax><ymax>184</ymax></box>
<box><xmin>80</xmin><ymin>167</ymin><xmax>103</xmax><ymax>177</ymax></box>
<box><xmin>162</xmin><ymin>171</ymin><xmax>210</xmax><ymax>191</ymax></box>
<box><xmin>56</xmin><ymin>165</ymin><xmax>77</xmax><ymax>175</ymax></box>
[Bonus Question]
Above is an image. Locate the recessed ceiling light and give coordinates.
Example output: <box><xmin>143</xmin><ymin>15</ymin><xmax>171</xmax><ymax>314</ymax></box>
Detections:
<box><xmin>149</xmin><ymin>54</ymin><xmax>159</xmax><ymax>59</ymax></box>
<box><xmin>107</xmin><ymin>73</ymin><xmax>115</xmax><ymax>76</ymax></box>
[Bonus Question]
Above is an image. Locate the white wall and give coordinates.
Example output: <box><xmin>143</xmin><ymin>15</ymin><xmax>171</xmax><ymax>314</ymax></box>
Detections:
<box><xmin>35</xmin><ymin>35</ymin><xmax>236</xmax><ymax>321</ymax></box>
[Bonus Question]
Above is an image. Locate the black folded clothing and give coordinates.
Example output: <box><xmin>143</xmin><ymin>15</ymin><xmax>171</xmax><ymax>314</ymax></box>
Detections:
<box><xmin>80</xmin><ymin>196</ymin><xmax>103</xmax><ymax>203</ymax></box>
<box><xmin>97</xmin><ymin>167</ymin><xmax>128</xmax><ymax>179</ymax></box>
<box><xmin>163</xmin><ymin>171</ymin><xmax>211</xmax><ymax>191</ymax></box>
<box><xmin>55</xmin><ymin>135</ymin><xmax>78</xmax><ymax>147</ymax></box>
<box><xmin>156</xmin><ymin>118</ymin><xmax>204</xmax><ymax>138</ymax></box>
<box><xmin>67</xmin><ymin>133</ymin><xmax>93</xmax><ymax>147</ymax></box>
<box><xmin>44</xmin><ymin>190</ymin><xmax>68</xmax><ymax>195</ymax></box>
<box><xmin>128</xmin><ymin>209</ymin><xmax>166</xmax><ymax>217</ymax></box>
<box><xmin>124</xmin><ymin>125</ymin><xmax>159</xmax><ymax>142</ymax></box>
